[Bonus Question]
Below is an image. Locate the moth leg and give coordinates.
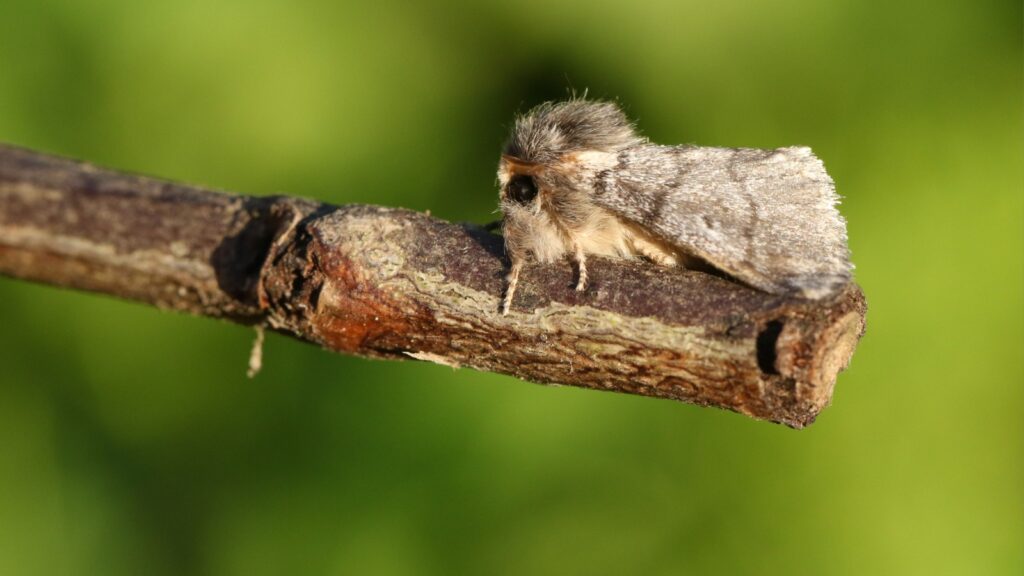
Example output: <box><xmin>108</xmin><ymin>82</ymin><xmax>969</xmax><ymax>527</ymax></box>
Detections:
<box><xmin>502</xmin><ymin>258</ymin><xmax>524</xmax><ymax>315</ymax></box>
<box><xmin>574</xmin><ymin>244</ymin><xmax>588</xmax><ymax>292</ymax></box>
<box><xmin>631</xmin><ymin>235</ymin><xmax>678</xmax><ymax>267</ymax></box>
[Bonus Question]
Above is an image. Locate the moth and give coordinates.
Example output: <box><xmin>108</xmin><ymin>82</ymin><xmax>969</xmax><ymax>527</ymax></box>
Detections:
<box><xmin>497</xmin><ymin>98</ymin><xmax>852</xmax><ymax>314</ymax></box>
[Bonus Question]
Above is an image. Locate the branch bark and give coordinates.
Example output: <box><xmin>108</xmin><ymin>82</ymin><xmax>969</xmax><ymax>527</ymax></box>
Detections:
<box><xmin>0</xmin><ymin>143</ymin><xmax>866</xmax><ymax>428</ymax></box>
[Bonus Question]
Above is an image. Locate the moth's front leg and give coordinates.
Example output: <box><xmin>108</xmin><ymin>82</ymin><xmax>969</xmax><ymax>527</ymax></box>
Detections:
<box><xmin>574</xmin><ymin>244</ymin><xmax>588</xmax><ymax>292</ymax></box>
<box><xmin>502</xmin><ymin>258</ymin><xmax>524</xmax><ymax>315</ymax></box>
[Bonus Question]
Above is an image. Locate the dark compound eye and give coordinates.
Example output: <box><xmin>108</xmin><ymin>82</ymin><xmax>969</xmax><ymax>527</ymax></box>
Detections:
<box><xmin>506</xmin><ymin>175</ymin><xmax>538</xmax><ymax>204</ymax></box>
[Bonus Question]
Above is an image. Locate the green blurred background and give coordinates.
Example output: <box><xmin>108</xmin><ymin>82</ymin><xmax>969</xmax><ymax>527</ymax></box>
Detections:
<box><xmin>1</xmin><ymin>1</ymin><xmax>1020</xmax><ymax>574</ymax></box>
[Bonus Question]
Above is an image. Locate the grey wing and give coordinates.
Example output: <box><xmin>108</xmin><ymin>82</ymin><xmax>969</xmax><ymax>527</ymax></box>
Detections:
<box><xmin>592</xmin><ymin>144</ymin><xmax>852</xmax><ymax>298</ymax></box>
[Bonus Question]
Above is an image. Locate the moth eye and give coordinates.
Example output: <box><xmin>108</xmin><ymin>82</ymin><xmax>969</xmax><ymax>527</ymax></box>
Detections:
<box><xmin>506</xmin><ymin>175</ymin><xmax>538</xmax><ymax>204</ymax></box>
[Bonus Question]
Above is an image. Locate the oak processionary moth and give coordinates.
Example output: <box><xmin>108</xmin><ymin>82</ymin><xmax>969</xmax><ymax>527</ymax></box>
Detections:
<box><xmin>497</xmin><ymin>99</ymin><xmax>853</xmax><ymax>314</ymax></box>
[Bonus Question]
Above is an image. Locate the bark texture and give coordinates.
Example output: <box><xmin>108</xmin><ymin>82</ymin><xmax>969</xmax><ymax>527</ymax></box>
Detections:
<box><xmin>0</xmin><ymin>143</ymin><xmax>866</xmax><ymax>428</ymax></box>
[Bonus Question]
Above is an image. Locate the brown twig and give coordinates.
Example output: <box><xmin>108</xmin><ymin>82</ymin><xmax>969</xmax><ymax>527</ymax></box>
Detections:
<box><xmin>0</xmin><ymin>143</ymin><xmax>866</xmax><ymax>427</ymax></box>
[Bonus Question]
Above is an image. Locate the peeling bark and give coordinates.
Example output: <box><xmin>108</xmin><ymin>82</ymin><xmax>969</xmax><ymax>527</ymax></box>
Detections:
<box><xmin>0</xmin><ymin>143</ymin><xmax>866</xmax><ymax>427</ymax></box>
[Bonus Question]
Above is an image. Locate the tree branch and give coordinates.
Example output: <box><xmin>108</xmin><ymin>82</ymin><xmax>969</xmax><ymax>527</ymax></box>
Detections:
<box><xmin>0</xmin><ymin>143</ymin><xmax>866</xmax><ymax>428</ymax></box>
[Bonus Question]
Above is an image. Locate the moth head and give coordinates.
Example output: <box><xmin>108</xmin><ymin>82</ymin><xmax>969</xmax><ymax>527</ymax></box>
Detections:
<box><xmin>496</xmin><ymin>154</ymin><xmax>560</xmax><ymax>263</ymax></box>
<box><xmin>498</xmin><ymin>99</ymin><xmax>644</xmax><ymax>209</ymax></box>
<box><xmin>502</xmin><ymin>98</ymin><xmax>644</xmax><ymax>166</ymax></box>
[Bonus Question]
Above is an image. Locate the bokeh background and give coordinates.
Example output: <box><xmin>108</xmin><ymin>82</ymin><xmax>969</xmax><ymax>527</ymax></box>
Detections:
<box><xmin>1</xmin><ymin>1</ymin><xmax>1020</xmax><ymax>574</ymax></box>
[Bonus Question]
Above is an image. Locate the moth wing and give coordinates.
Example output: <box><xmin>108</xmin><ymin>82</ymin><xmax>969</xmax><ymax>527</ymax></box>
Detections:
<box><xmin>592</xmin><ymin>145</ymin><xmax>852</xmax><ymax>298</ymax></box>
